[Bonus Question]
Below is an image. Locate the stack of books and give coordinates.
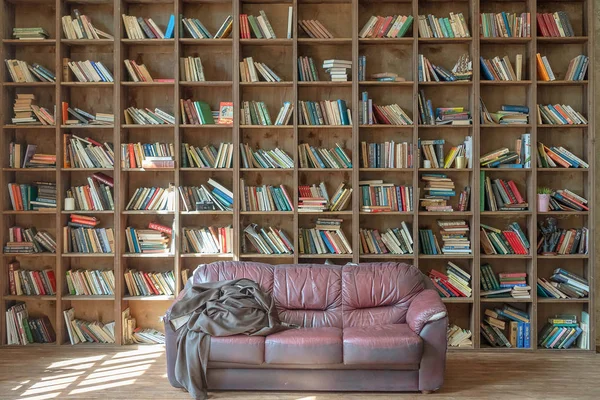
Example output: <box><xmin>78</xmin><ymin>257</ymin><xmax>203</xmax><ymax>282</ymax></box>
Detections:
<box><xmin>538</xmin><ymin>315</ymin><xmax>583</xmax><ymax>349</ymax></box>
<box><xmin>178</xmin><ymin>180</ymin><xmax>233</xmax><ymax>212</ymax></box>
<box><xmin>548</xmin><ymin>188</ymin><xmax>589</xmax><ymax>212</ymax></box>
<box><xmin>537</xmin><ymin>104</ymin><xmax>587</xmax><ymax>125</ymax></box>
<box><xmin>66</xmin><ymin>59</ymin><xmax>113</xmax><ymax>82</ymax></box>
<box><xmin>359</xmin><ymin>92</ymin><xmax>413</xmax><ymax>125</ymax></box>
<box><xmin>536</xmin><ymin>12</ymin><xmax>574</xmax><ymax>37</ymax></box>
<box><xmin>180</xmin><ymin>57</ymin><xmax>205</xmax><ymax>81</ymax></box>
<box><xmin>448</xmin><ymin>324</ymin><xmax>473</xmax><ymax>348</ymax></box>
<box><xmin>564</xmin><ymin>55</ymin><xmax>589</xmax><ymax>81</ymax></box>
<box><xmin>298</xmin><ymin>56</ymin><xmax>319</xmax><ymax>81</ymax></box>
<box><xmin>418</xmin><ymin>54</ymin><xmax>473</xmax><ymax>82</ymax></box>
<box><xmin>429</xmin><ymin>262</ymin><xmax>472</xmax><ymax>298</ymax></box>
<box><xmin>537</xmin><ymin>142</ymin><xmax>588</xmax><ymax>168</ymax></box>
<box><xmin>243</xmin><ymin>224</ymin><xmax>294</xmax><ymax>255</ymax></box>
<box><xmin>124</xmin><ymin>269</ymin><xmax>175</xmax><ymax>297</ymax></box>
<box><xmin>181</xmin><ymin>143</ymin><xmax>233</xmax><ymax>169</ymax></box>
<box><xmin>437</xmin><ymin>220</ymin><xmax>471</xmax><ymax>254</ymax></box>
<box><xmin>239</xmin><ymin>57</ymin><xmax>282</xmax><ymax>82</ymax></box>
<box><xmin>240</xmin><ymin>181</ymin><xmax>294</xmax><ymax>212</ymax></box>
<box><xmin>359</xmin><ymin>224</ymin><xmax>414</xmax><ymax>255</ymax></box>
<box><xmin>297</xmin><ymin>143</ymin><xmax>352</xmax><ymax>169</ymax></box>
<box><xmin>66</xmin><ymin>173</ymin><xmax>114</xmax><ymax>211</ymax></box>
<box><xmin>124</xmin><ymin>107</ymin><xmax>175</xmax><ymax>125</ymax></box>
<box><xmin>298</xmin><ymin>218</ymin><xmax>352</xmax><ymax>255</ymax></box>
<box><xmin>239</xmin><ymin>11</ymin><xmax>277</xmax><ymax>39</ymax></box>
<box><xmin>480</xmin><ymin>54</ymin><xmax>523</xmax><ymax>81</ymax></box>
<box><xmin>418</xmin><ymin>13</ymin><xmax>471</xmax><ymax>38</ymax></box>
<box><xmin>6</xmin><ymin>303</ymin><xmax>56</xmax><ymax>345</ymax></box>
<box><xmin>13</xmin><ymin>27</ymin><xmax>49</xmax><ymax>40</ymax></box>
<box><xmin>420</xmin><ymin>173</ymin><xmax>455</xmax><ymax>211</ymax></box>
<box><xmin>361</xmin><ymin>141</ymin><xmax>413</xmax><ymax>168</ymax></box>
<box><xmin>8</xmin><ymin>181</ymin><xmax>56</xmax><ymax>211</ymax></box>
<box><xmin>7</xmin><ymin>261</ymin><xmax>56</xmax><ymax>296</ymax></box>
<box><xmin>538</xmin><ymin>268</ymin><xmax>589</xmax><ymax>299</ymax></box>
<box><xmin>182</xmin><ymin>226</ymin><xmax>233</xmax><ymax>254</ymax></box>
<box><xmin>323</xmin><ymin>59</ymin><xmax>351</xmax><ymax>82</ymax></box>
<box><xmin>125</xmin><ymin>185</ymin><xmax>176</xmax><ymax>211</ymax></box>
<box><xmin>5</xmin><ymin>60</ymin><xmax>55</xmax><ymax>82</ymax></box>
<box><xmin>64</xmin><ymin>308</ymin><xmax>115</xmax><ymax>345</ymax></box>
<box><xmin>240</xmin><ymin>144</ymin><xmax>294</xmax><ymax>169</ymax></box>
<box><xmin>121</xmin><ymin>142</ymin><xmax>174</xmax><ymax>169</ymax></box>
<box><xmin>359</xmin><ymin>15</ymin><xmax>413</xmax><ymax>38</ymax></box>
<box><xmin>63</xmin><ymin>215</ymin><xmax>115</xmax><ymax>254</ymax></box>
<box><xmin>298</xmin><ymin>20</ymin><xmax>334</xmax><ymax>38</ymax></box>
<box><xmin>537</xmin><ymin>225</ymin><xmax>589</xmax><ymax>255</ymax></box>
<box><xmin>126</xmin><ymin>223</ymin><xmax>172</xmax><ymax>254</ymax></box>
<box><xmin>122</xmin><ymin>14</ymin><xmax>175</xmax><ymax>39</ymax></box>
<box><xmin>480</xmin><ymin>103</ymin><xmax>529</xmax><ymax>125</ymax></box>
<box><xmin>64</xmin><ymin>135</ymin><xmax>114</xmax><ymax>169</ymax></box>
<box><xmin>298</xmin><ymin>100</ymin><xmax>351</xmax><ymax>126</ymax></box>
<box><xmin>536</xmin><ymin>53</ymin><xmax>556</xmax><ymax>81</ymax></box>
<box><xmin>9</xmin><ymin>144</ymin><xmax>55</xmax><ymax>168</ymax></box>
<box><xmin>359</xmin><ymin>180</ymin><xmax>413</xmax><ymax>212</ymax></box>
<box><xmin>481</xmin><ymin>173</ymin><xmax>528</xmax><ymax>211</ymax></box>
<box><xmin>480</xmin><ymin>264</ymin><xmax>530</xmax><ymax>298</ymax></box>
<box><xmin>479</xmin><ymin>147</ymin><xmax>520</xmax><ymax>169</ymax></box>
<box><xmin>418</xmin><ymin>93</ymin><xmax>471</xmax><ymax>126</ymax></box>
<box><xmin>4</xmin><ymin>226</ymin><xmax>56</xmax><ymax>254</ymax></box>
<box><xmin>481</xmin><ymin>306</ymin><xmax>530</xmax><ymax>348</ymax></box>
<box><xmin>62</xmin><ymin>9</ymin><xmax>112</xmax><ymax>39</ymax></box>
<box><xmin>65</xmin><ymin>269</ymin><xmax>115</xmax><ymax>296</ymax></box>
<box><xmin>298</xmin><ymin>182</ymin><xmax>352</xmax><ymax>212</ymax></box>
<box><xmin>480</xmin><ymin>12</ymin><xmax>530</xmax><ymax>37</ymax></box>
<box><xmin>122</xmin><ymin>308</ymin><xmax>165</xmax><ymax>345</ymax></box>
<box><xmin>480</xmin><ymin>222</ymin><xmax>530</xmax><ymax>255</ymax></box>
<box><xmin>12</xmin><ymin>94</ymin><xmax>54</xmax><ymax>126</ymax></box>
<box><xmin>180</xmin><ymin>99</ymin><xmax>216</xmax><ymax>125</ymax></box>
<box><xmin>181</xmin><ymin>16</ymin><xmax>232</xmax><ymax>39</ymax></box>
<box><xmin>61</xmin><ymin>103</ymin><xmax>113</xmax><ymax>126</ymax></box>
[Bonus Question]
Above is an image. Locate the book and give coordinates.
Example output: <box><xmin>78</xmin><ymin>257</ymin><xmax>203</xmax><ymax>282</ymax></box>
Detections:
<box><xmin>359</xmin><ymin>224</ymin><xmax>414</xmax><ymax>255</ymax></box>
<box><xmin>297</xmin><ymin>56</ymin><xmax>320</xmax><ymax>81</ymax></box>
<box><xmin>4</xmin><ymin>59</ymin><xmax>56</xmax><ymax>83</ymax></box>
<box><xmin>298</xmin><ymin>20</ymin><xmax>334</xmax><ymax>39</ymax></box>
<box><xmin>243</xmin><ymin>224</ymin><xmax>294</xmax><ymax>255</ymax></box>
<box><xmin>297</xmin><ymin>143</ymin><xmax>352</xmax><ymax>169</ymax></box>
<box><xmin>239</xmin><ymin>11</ymin><xmax>276</xmax><ymax>39</ymax></box>
<box><xmin>536</xmin><ymin>141</ymin><xmax>588</xmax><ymax>168</ymax></box>
<box><xmin>537</xmin><ymin>219</ymin><xmax>589</xmax><ymax>255</ymax></box>
<box><xmin>123</xmin><ymin>59</ymin><xmax>156</xmax><ymax>82</ymax></box>
<box><xmin>182</xmin><ymin>226</ymin><xmax>233</xmax><ymax>254</ymax></box>
<box><xmin>120</xmin><ymin>142</ymin><xmax>174</xmax><ymax>169</ymax></box>
<box><xmin>125</xmin><ymin>226</ymin><xmax>172</xmax><ymax>254</ymax></box>
<box><xmin>536</xmin><ymin>12</ymin><xmax>574</xmax><ymax>37</ymax></box>
<box><xmin>122</xmin><ymin>308</ymin><xmax>165</xmax><ymax>345</ymax></box>
<box><xmin>62</xmin><ymin>9</ymin><xmax>112</xmax><ymax>40</ymax></box>
<box><xmin>63</xmin><ymin>216</ymin><xmax>115</xmax><ymax>254</ymax></box>
<box><xmin>12</xmin><ymin>94</ymin><xmax>54</xmax><ymax>126</ymax></box>
<box><xmin>323</xmin><ymin>59</ymin><xmax>351</xmax><ymax>82</ymax></box>
<box><xmin>181</xmin><ymin>142</ymin><xmax>233</xmax><ymax>169</ymax></box>
<box><xmin>240</xmin><ymin>143</ymin><xmax>294</xmax><ymax>169</ymax></box>
<box><xmin>536</xmin><ymin>53</ymin><xmax>555</xmax><ymax>81</ymax></box>
<box><xmin>125</xmin><ymin>184</ymin><xmax>176</xmax><ymax>211</ymax></box>
<box><xmin>65</xmin><ymin>269</ymin><xmax>115</xmax><ymax>295</ymax></box>
<box><xmin>298</xmin><ymin>99</ymin><xmax>351</xmax><ymax>126</ymax></box>
<box><xmin>181</xmin><ymin>16</ymin><xmax>232</xmax><ymax>39</ymax></box>
<box><xmin>6</xmin><ymin>302</ymin><xmax>56</xmax><ymax>345</ymax></box>
<box><xmin>361</xmin><ymin>141</ymin><xmax>413</xmax><ymax>168</ymax></box>
<box><xmin>8</xmin><ymin>261</ymin><xmax>56</xmax><ymax>296</ymax></box>
<box><xmin>239</xmin><ymin>57</ymin><xmax>282</xmax><ymax>83</ymax></box>
<box><xmin>240</xmin><ymin>181</ymin><xmax>293</xmax><ymax>212</ymax></box>
<box><xmin>359</xmin><ymin>15</ymin><xmax>413</xmax><ymax>38</ymax></box>
<box><xmin>537</xmin><ymin>104</ymin><xmax>587</xmax><ymax>125</ymax></box>
<box><xmin>124</xmin><ymin>269</ymin><xmax>175</xmax><ymax>297</ymax></box>
<box><xmin>66</xmin><ymin>174</ymin><xmax>115</xmax><ymax>211</ymax></box>
<box><xmin>480</xmin><ymin>54</ymin><xmax>522</xmax><ymax>81</ymax></box>
<box><xmin>64</xmin><ymin>135</ymin><xmax>114</xmax><ymax>168</ymax></box>
<box><xmin>480</xmin><ymin>12</ymin><xmax>530</xmax><ymax>37</ymax></box>
<box><xmin>122</xmin><ymin>14</ymin><xmax>174</xmax><ymax>39</ymax></box>
<box><xmin>4</xmin><ymin>226</ymin><xmax>56</xmax><ymax>254</ymax></box>
<box><xmin>480</xmin><ymin>222</ymin><xmax>530</xmax><ymax>255</ymax></box>
<box><xmin>418</xmin><ymin>91</ymin><xmax>471</xmax><ymax>126</ymax></box>
<box><xmin>63</xmin><ymin>308</ymin><xmax>115</xmax><ymax>344</ymax></box>
<box><xmin>564</xmin><ymin>55</ymin><xmax>589</xmax><ymax>81</ymax></box>
<box><xmin>359</xmin><ymin>91</ymin><xmax>413</xmax><ymax>125</ymax></box>
<box><xmin>418</xmin><ymin>13</ymin><xmax>471</xmax><ymax>38</ymax></box>
<box><xmin>177</xmin><ymin>181</ymin><xmax>233</xmax><ymax>212</ymax></box>
<box><xmin>298</xmin><ymin>218</ymin><xmax>352</xmax><ymax>255</ymax></box>
<box><xmin>448</xmin><ymin>324</ymin><xmax>472</xmax><ymax>347</ymax></box>
<box><xmin>125</xmin><ymin>107</ymin><xmax>174</xmax><ymax>125</ymax></box>
<box><xmin>418</xmin><ymin>54</ymin><xmax>472</xmax><ymax>82</ymax></box>
<box><xmin>298</xmin><ymin>182</ymin><xmax>352</xmax><ymax>212</ymax></box>
<box><xmin>65</xmin><ymin>58</ymin><xmax>113</xmax><ymax>82</ymax></box>
<box><xmin>359</xmin><ymin>180</ymin><xmax>413</xmax><ymax>212</ymax></box>
<box><xmin>12</xmin><ymin>27</ymin><xmax>49</xmax><ymax>40</ymax></box>
<box><xmin>480</xmin><ymin>306</ymin><xmax>530</xmax><ymax>348</ymax></box>
<box><xmin>480</xmin><ymin>264</ymin><xmax>530</xmax><ymax>298</ymax></box>
<box><xmin>548</xmin><ymin>188</ymin><xmax>589</xmax><ymax>212</ymax></box>
<box><xmin>480</xmin><ymin>173</ymin><xmax>528</xmax><ymax>211</ymax></box>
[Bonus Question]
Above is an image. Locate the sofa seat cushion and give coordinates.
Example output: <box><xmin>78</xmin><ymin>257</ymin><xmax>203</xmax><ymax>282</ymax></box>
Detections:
<box><xmin>343</xmin><ymin>324</ymin><xmax>422</xmax><ymax>365</ymax></box>
<box><xmin>265</xmin><ymin>327</ymin><xmax>342</xmax><ymax>365</ymax></box>
<box><xmin>209</xmin><ymin>335</ymin><xmax>265</xmax><ymax>365</ymax></box>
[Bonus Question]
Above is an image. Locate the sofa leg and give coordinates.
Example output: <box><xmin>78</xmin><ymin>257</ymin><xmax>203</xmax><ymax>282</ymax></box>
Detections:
<box><xmin>421</xmin><ymin>390</ymin><xmax>434</xmax><ymax>394</ymax></box>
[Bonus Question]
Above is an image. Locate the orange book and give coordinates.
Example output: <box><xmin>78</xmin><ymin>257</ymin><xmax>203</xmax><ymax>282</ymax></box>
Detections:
<box><xmin>543</xmin><ymin>145</ymin><xmax>571</xmax><ymax>168</ymax></box>
<box><xmin>552</xmin><ymin>105</ymin><xmax>574</xmax><ymax>124</ymax></box>
<box><xmin>536</xmin><ymin>54</ymin><xmax>550</xmax><ymax>81</ymax></box>
<box><xmin>62</xmin><ymin>102</ymin><xmax>69</xmax><ymax>125</ymax></box>
<box><xmin>128</xmin><ymin>143</ymin><xmax>136</xmax><ymax>168</ymax></box>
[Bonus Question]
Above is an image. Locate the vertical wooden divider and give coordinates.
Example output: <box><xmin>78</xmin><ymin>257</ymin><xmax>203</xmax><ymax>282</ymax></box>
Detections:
<box><xmin>292</xmin><ymin>0</ymin><xmax>299</xmax><ymax>265</ymax></box>
<box><xmin>351</xmin><ymin>0</ymin><xmax>359</xmax><ymax>264</ymax></box>
<box><xmin>233</xmin><ymin>0</ymin><xmax>241</xmax><ymax>262</ymax></box>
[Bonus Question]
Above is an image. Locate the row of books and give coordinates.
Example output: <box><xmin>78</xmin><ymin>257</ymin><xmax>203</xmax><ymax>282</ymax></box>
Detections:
<box><xmin>62</xmin><ymin>9</ymin><xmax>112</xmax><ymax>40</ymax></box>
<box><xmin>12</xmin><ymin>94</ymin><xmax>55</xmax><ymax>126</ymax></box>
<box><xmin>64</xmin><ymin>226</ymin><xmax>115</xmax><ymax>254</ymax></box>
<box><xmin>361</xmin><ymin>141</ymin><xmax>413</xmax><ymax>169</ymax></box>
<box><xmin>537</xmin><ymin>54</ymin><xmax>588</xmax><ymax>82</ymax></box>
<box><xmin>448</xmin><ymin>324</ymin><xmax>472</xmax><ymax>348</ymax></box>
<box><xmin>123</xmin><ymin>308</ymin><xmax>165</xmax><ymax>345</ymax></box>
<box><xmin>359</xmin><ymin>92</ymin><xmax>413</xmax><ymax>125</ymax></box>
<box><xmin>240</xmin><ymin>100</ymin><xmax>291</xmax><ymax>126</ymax></box>
<box><xmin>178</xmin><ymin>181</ymin><xmax>233</xmax><ymax>212</ymax></box>
<box><xmin>546</xmin><ymin>189</ymin><xmax>589</xmax><ymax>212</ymax></box>
<box><xmin>180</xmin><ymin>56</ymin><xmax>205</xmax><ymax>81</ymax></box>
<box><xmin>359</xmin><ymin>225</ymin><xmax>414</xmax><ymax>255</ymax></box>
<box><xmin>65</xmin><ymin>135</ymin><xmax>114</xmax><ymax>169</ymax></box>
<box><xmin>298</xmin><ymin>19</ymin><xmax>334</xmax><ymax>39</ymax></box>
<box><xmin>243</xmin><ymin>223</ymin><xmax>294</xmax><ymax>255</ymax></box>
<box><xmin>298</xmin><ymin>56</ymin><xmax>319</xmax><ymax>81</ymax></box>
<box><xmin>298</xmin><ymin>218</ymin><xmax>352</xmax><ymax>255</ymax></box>
<box><xmin>5</xmin><ymin>59</ymin><xmax>56</xmax><ymax>83</ymax></box>
<box><xmin>481</xmin><ymin>174</ymin><xmax>527</xmax><ymax>212</ymax></box>
<box><xmin>480</xmin><ymin>54</ymin><xmax>523</xmax><ymax>81</ymax></box>
<box><xmin>125</xmin><ymin>269</ymin><xmax>175</xmax><ymax>297</ymax></box>
<box><xmin>484</xmin><ymin>103</ymin><xmax>529</xmax><ymax>125</ymax></box>
<box><xmin>537</xmin><ymin>268</ymin><xmax>589</xmax><ymax>299</ymax></box>
<box><xmin>537</xmin><ymin>104</ymin><xmax>587</xmax><ymax>125</ymax></box>
<box><xmin>239</xmin><ymin>10</ymin><xmax>287</xmax><ymax>39</ymax></box>
<box><xmin>66</xmin><ymin>173</ymin><xmax>114</xmax><ymax>211</ymax></box>
<box><xmin>182</xmin><ymin>16</ymin><xmax>232</xmax><ymax>39</ymax></box>
<box><xmin>5</xmin><ymin>227</ymin><xmax>56</xmax><ymax>253</ymax></box>
<box><xmin>181</xmin><ymin>143</ymin><xmax>233</xmax><ymax>169</ymax></box>
<box><xmin>478</xmin><ymin>135</ymin><xmax>530</xmax><ymax>169</ymax></box>
<box><xmin>480</xmin><ymin>222</ymin><xmax>530</xmax><ymax>255</ymax></box>
<box><xmin>121</xmin><ymin>142</ymin><xmax>174</xmax><ymax>169</ymax></box>
<box><xmin>240</xmin><ymin>144</ymin><xmax>294</xmax><ymax>169</ymax></box>
<box><xmin>298</xmin><ymin>182</ymin><xmax>352</xmax><ymax>213</ymax></box>
<box><xmin>298</xmin><ymin>143</ymin><xmax>352</xmax><ymax>169</ymax></box>
<box><xmin>64</xmin><ymin>308</ymin><xmax>115</xmax><ymax>345</ymax></box>
<box><xmin>66</xmin><ymin>269</ymin><xmax>115</xmax><ymax>296</ymax></box>
<box><xmin>126</xmin><ymin>185</ymin><xmax>176</xmax><ymax>211</ymax></box>
<box><xmin>181</xmin><ymin>99</ymin><xmax>215</xmax><ymax>125</ymax></box>
<box><xmin>8</xmin><ymin>261</ymin><xmax>56</xmax><ymax>296</ymax></box>
<box><xmin>13</xmin><ymin>27</ymin><xmax>49</xmax><ymax>40</ymax></box>
<box><xmin>66</xmin><ymin>59</ymin><xmax>113</xmax><ymax>83</ymax></box>
<box><xmin>538</xmin><ymin>314</ymin><xmax>583</xmax><ymax>349</ymax></box>
<box><xmin>126</xmin><ymin>223</ymin><xmax>172</xmax><ymax>254</ymax></box>
<box><xmin>182</xmin><ymin>227</ymin><xmax>233</xmax><ymax>254</ymax></box>
<box><xmin>6</xmin><ymin>303</ymin><xmax>56</xmax><ymax>345</ymax></box>
<box><xmin>359</xmin><ymin>180</ymin><xmax>413</xmax><ymax>212</ymax></box>
<box><xmin>480</xmin><ymin>265</ymin><xmax>530</xmax><ymax>299</ymax></box>
<box><xmin>359</xmin><ymin>15</ymin><xmax>413</xmax><ymax>39</ymax></box>
<box><xmin>429</xmin><ymin>262</ymin><xmax>472</xmax><ymax>298</ymax></box>
<box><xmin>420</xmin><ymin>174</ymin><xmax>456</xmax><ymax>210</ymax></box>
<box><xmin>62</xmin><ymin>104</ymin><xmax>113</xmax><ymax>126</ymax></box>
<box><xmin>480</xmin><ymin>12</ymin><xmax>530</xmax><ymax>38</ymax></box>
<box><xmin>481</xmin><ymin>306</ymin><xmax>530</xmax><ymax>348</ymax></box>
<box><xmin>537</xmin><ymin>142</ymin><xmax>588</xmax><ymax>169</ymax></box>
<box><xmin>240</xmin><ymin>182</ymin><xmax>293</xmax><ymax>212</ymax></box>
<box><xmin>537</xmin><ymin>225</ymin><xmax>589</xmax><ymax>255</ymax></box>
<box><xmin>536</xmin><ymin>12</ymin><xmax>574</xmax><ymax>37</ymax></box>
<box><xmin>417</xmin><ymin>13</ymin><xmax>471</xmax><ymax>38</ymax></box>
<box><xmin>298</xmin><ymin>100</ymin><xmax>351</xmax><ymax>126</ymax></box>
<box><xmin>122</xmin><ymin>14</ymin><xmax>175</xmax><ymax>39</ymax></box>
<box><xmin>418</xmin><ymin>54</ymin><xmax>473</xmax><ymax>82</ymax></box>
<box><xmin>240</xmin><ymin>57</ymin><xmax>281</xmax><ymax>83</ymax></box>
<box><xmin>419</xmin><ymin>137</ymin><xmax>473</xmax><ymax>169</ymax></box>
<box><xmin>124</xmin><ymin>59</ymin><xmax>156</xmax><ymax>82</ymax></box>
<box><xmin>8</xmin><ymin>182</ymin><xmax>56</xmax><ymax>211</ymax></box>
<box><xmin>124</xmin><ymin>107</ymin><xmax>175</xmax><ymax>125</ymax></box>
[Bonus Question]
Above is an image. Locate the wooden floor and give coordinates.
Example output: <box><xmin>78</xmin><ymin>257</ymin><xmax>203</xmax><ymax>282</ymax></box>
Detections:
<box><xmin>0</xmin><ymin>347</ymin><xmax>599</xmax><ymax>400</ymax></box>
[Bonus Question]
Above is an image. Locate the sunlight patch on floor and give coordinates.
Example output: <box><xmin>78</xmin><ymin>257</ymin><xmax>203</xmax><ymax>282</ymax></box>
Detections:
<box><xmin>68</xmin><ymin>379</ymin><xmax>137</xmax><ymax>395</ymax></box>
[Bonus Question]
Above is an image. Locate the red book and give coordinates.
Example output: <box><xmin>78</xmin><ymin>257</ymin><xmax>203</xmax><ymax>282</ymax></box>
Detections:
<box><xmin>148</xmin><ymin>222</ymin><xmax>172</xmax><ymax>235</ymax></box>
<box><xmin>92</xmin><ymin>172</ymin><xmax>114</xmax><ymax>188</ymax></box>
<box><xmin>536</xmin><ymin>13</ymin><xmax>549</xmax><ymax>37</ymax></box>
<box><xmin>561</xmin><ymin>193</ymin><xmax>589</xmax><ymax>210</ymax></box>
<box><xmin>70</xmin><ymin>214</ymin><xmax>98</xmax><ymax>223</ymax></box>
<box><xmin>83</xmin><ymin>186</ymin><xmax>94</xmax><ymax>209</ymax></box>
<box><xmin>499</xmin><ymin>272</ymin><xmax>527</xmax><ymax>278</ymax></box>
<box><xmin>32</xmin><ymin>271</ymin><xmax>46</xmax><ymax>295</ymax></box>
<box><xmin>86</xmin><ymin>137</ymin><xmax>103</xmax><ymax>147</ymax></box>
<box><xmin>504</xmin><ymin>231</ymin><xmax>527</xmax><ymax>255</ymax></box>
<box><xmin>507</xmin><ymin>181</ymin><xmax>525</xmax><ymax>204</ymax></box>
<box><xmin>429</xmin><ymin>269</ymin><xmax>449</xmax><ymax>280</ymax></box>
<box><xmin>544</xmin><ymin>13</ymin><xmax>559</xmax><ymax>37</ymax></box>
<box><xmin>443</xmin><ymin>280</ymin><xmax>465</xmax><ymax>297</ymax></box>
<box><xmin>431</xmin><ymin>279</ymin><xmax>450</xmax><ymax>297</ymax></box>
<box><xmin>45</xmin><ymin>270</ymin><xmax>56</xmax><ymax>293</ymax></box>
<box><xmin>128</xmin><ymin>144</ymin><xmax>136</xmax><ymax>168</ymax></box>
<box><xmin>8</xmin><ymin>262</ymin><xmax>18</xmax><ymax>295</ymax></box>
<box><xmin>373</xmin><ymin>105</ymin><xmax>392</xmax><ymax>124</ymax></box>
<box><xmin>142</xmin><ymin>272</ymin><xmax>160</xmax><ymax>295</ymax></box>
<box><xmin>144</xmin><ymin>189</ymin><xmax>161</xmax><ymax>210</ymax></box>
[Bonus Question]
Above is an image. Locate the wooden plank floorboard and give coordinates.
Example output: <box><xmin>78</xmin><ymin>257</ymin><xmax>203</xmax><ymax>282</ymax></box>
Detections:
<box><xmin>0</xmin><ymin>347</ymin><xmax>599</xmax><ymax>399</ymax></box>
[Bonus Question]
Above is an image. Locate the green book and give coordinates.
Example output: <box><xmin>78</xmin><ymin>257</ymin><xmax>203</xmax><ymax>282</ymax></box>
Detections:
<box><xmin>22</xmin><ymin>317</ymin><xmax>34</xmax><ymax>343</ymax></box>
<box><xmin>181</xmin><ymin>143</ymin><xmax>189</xmax><ymax>167</ymax></box>
<box><xmin>480</xmin><ymin>171</ymin><xmax>485</xmax><ymax>211</ymax></box>
<box><xmin>247</xmin><ymin>15</ymin><xmax>263</xmax><ymax>39</ymax></box>
<box><xmin>443</xmin><ymin>18</ymin><xmax>454</xmax><ymax>38</ymax></box>
<box><xmin>195</xmin><ymin>101</ymin><xmax>215</xmax><ymax>124</ymax></box>
<box><xmin>397</xmin><ymin>15</ymin><xmax>414</xmax><ymax>38</ymax></box>
<box><xmin>259</xmin><ymin>102</ymin><xmax>272</xmax><ymax>125</ymax></box>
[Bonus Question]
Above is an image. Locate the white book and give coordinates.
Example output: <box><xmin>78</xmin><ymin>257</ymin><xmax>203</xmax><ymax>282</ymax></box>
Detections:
<box><xmin>287</xmin><ymin>7</ymin><xmax>293</xmax><ymax>39</ymax></box>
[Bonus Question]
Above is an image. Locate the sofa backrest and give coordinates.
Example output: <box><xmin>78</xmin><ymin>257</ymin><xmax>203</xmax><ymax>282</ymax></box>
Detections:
<box><xmin>192</xmin><ymin>261</ymin><xmax>424</xmax><ymax>329</ymax></box>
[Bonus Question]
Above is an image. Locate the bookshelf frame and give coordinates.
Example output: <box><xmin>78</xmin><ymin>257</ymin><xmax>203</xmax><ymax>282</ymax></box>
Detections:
<box><xmin>0</xmin><ymin>0</ymin><xmax>594</xmax><ymax>351</ymax></box>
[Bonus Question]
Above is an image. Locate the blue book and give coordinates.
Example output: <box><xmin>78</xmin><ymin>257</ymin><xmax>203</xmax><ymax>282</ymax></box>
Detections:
<box><xmin>164</xmin><ymin>15</ymin><xmax>175</xmax><ymax>39</ymax></box>
<box><xmin>480</xmin><ymin>57</ymin><xmax>495</xmax><ymax>80</ymax></box>
<box><xmin>140</xmin><ymin>187</ymin><xmax>157</xmax><ymax>210</ymax></box>
<box><xmin>337</xmin><ymin>100</ymin><xmax>349</xmax><ymax>125</ymax></box>
<box><xmin>426</xmin><ymin>100</ymin><xmax>435</xmax><ymax>124</ymax></box>
<box><xmin>319</xmin><ymin>231</ymin><xmax>336</xmax><ymax>253</ymax></box>
<box><xmin>501</xmin><ymin>12</ymin><xmax>512</xmax><ymax>37</ymax></box>
<box><xmin>427</xmin><ymin>230</ymin><xmax>438</xmax><ymax>255</ymax></box>
<box><xmin>561</xmin><ymin>327</ymin><xmax>582</xmax><ymax>349</ymax></box>
<box><xmin>496</xmin><ymin>163</ymin><xmax>523</xmax><ymax>169</ymax></box>
<box><xmin>501</xmin><ymin>105</ymin><xmax>529</xmax><ymax>113</ymax></box>
<box><xmin>550</xmin><ymin>147</ymin><xmax>579</xmax><ymax>167</ymax></box>
<box><xmin>130</xmin><ymin>227</ymin><xmax>141</xmax><ymax>253</ymax></box>
<box><xmin>524</xmin><ymin>323</ymin><xmax>530</xmax><ymax>348</ymax></box>
<box><xmin>547</xmin><ymin>104</ymin><xmax>569</xmax><ymax>124</ymax></box>
<box><xmin>212</xmin><ymin>187</ymin><xmax>233</xmax><ymax>203</ymax></box>
<box><xmin>90</xmin><ymin>62</ymin><xmax>106</xmax><ymax>82</ymax></box>
<box><xmin>517</xmin><ymin>322</ymin><xmax>524</xmax><ymax>348</ymax></box>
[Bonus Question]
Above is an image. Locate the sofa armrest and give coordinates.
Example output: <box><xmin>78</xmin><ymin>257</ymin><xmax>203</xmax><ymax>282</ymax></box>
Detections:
<box><xmin>406</xmin><ymin>289</ymin><xmax>447</xmax><ymax>335</ymax></box>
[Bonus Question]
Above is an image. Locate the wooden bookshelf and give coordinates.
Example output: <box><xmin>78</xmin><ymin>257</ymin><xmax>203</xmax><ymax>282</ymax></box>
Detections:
<box><xmin>0</xmin><ymin>0</ymin><xmax>594</xmax><ymax>351</ymax></box>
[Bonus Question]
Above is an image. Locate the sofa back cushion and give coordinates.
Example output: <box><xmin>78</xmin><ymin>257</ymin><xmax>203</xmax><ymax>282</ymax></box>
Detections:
<box><xmin>342</xmin><ymin>262</ymin><xmax>424</xmax><ymax>328</ymax></box>
<box><xmin>193</xmin><ymin>261</ymin><xmax>274</xmax><ymax>293</ymax></box>
<box><xmin>273</xmin><ymin>264</ymin><xmax>343</xmax><ymax>328</ymax></box>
